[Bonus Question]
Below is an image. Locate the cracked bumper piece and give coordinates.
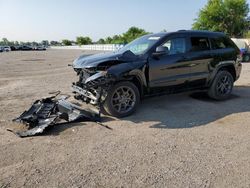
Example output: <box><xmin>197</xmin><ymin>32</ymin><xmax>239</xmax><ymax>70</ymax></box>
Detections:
<box><xmin>10</xmin><ymin>96</ymin><xmax>100</xmax><ymax>137</ymax></box>
<box><xmin>72</xmin><ymin>84</ymin><xmax>98</xmax><ymax>103</ymax></box>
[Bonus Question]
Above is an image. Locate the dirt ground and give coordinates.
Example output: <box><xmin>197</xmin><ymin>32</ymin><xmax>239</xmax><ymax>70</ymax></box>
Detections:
<box><xmin>0</xmin><ymin>49</ymin><xmax>250</xmax><ymax>188</ymax></box>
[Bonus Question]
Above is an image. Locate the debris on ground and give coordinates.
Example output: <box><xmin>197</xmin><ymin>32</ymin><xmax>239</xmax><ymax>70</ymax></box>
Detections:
<box><xmin>8</xmin><ymin>94</ymin><xmax>101</xmax><ymax>137</ymax></box>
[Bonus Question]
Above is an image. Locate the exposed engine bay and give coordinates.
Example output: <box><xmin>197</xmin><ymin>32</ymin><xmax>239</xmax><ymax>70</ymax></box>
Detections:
<box><xmin>71</xmin><ymin>50</ymin><xmax>144</xmax><ymax>107</ymax></box>
<box><xmin>72</xmin><ymin>68</ymin><xmax>114</xmax><ymax>105</ymax></box>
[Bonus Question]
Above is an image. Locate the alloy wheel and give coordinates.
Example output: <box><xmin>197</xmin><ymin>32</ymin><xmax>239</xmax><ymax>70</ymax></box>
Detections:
<box><xmin>111</xmin><ymin>86</ymin><xmax>136</xmax><ymax>114</ymax></box>
<box><xmin>216</xmin><ymin>75</ymin><xmax>232</xmax><ymax>95</ymax></box>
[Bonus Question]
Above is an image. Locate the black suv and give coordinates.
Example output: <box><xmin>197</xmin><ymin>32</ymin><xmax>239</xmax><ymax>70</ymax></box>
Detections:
<box><xmin>72</xmin><ymin>30</ymin><xmax>242</xmax><ymax>117</ymax></box>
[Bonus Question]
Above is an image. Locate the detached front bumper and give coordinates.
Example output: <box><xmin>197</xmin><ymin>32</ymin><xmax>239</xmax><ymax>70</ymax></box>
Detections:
<box><xmin>10</xmin><ymin>95</ymin><xmax>100</xmax><ymax>137</ymax></box>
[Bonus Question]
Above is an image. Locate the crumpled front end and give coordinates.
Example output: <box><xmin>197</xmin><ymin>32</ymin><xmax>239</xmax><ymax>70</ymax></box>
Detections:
<box><xmin>72</xmin><ymin>67</ymin><xmax>115</xmax><ymax>105</ymax></box>
<box><xmin>71</xmin><ymin>51</ymin><xmax>145</xmax><ymax>107</ymax></box>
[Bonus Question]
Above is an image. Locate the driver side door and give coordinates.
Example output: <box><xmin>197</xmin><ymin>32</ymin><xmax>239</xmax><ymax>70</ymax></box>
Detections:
<box><xmin>148</xmin><ymin>37</ymin><xmax>190</xmax><ymax>88</ymax></box>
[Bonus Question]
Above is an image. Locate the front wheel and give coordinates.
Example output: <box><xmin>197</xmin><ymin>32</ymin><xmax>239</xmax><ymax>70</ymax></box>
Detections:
<box><xmin>104</xmin><ymin>81</ymin><xmax>140</xmax><ymax>118</ymax></box>
<box><xmin>208</xmin><ymin>71</ymin><xmax>234</xmax><ymax>100</ymax></box>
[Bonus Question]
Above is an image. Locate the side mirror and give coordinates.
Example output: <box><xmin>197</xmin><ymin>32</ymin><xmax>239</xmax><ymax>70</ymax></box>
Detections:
<box><xmin>152</xmin><ymin>46</ymin><xmax>169</xmax><ymax>57</ymax></box>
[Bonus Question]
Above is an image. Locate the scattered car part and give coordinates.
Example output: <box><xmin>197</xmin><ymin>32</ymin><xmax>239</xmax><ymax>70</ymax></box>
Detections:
<box><xmin>10</xmin><ymin>95</ymin><xmax>101</xmax><ymax>137</ymax></box>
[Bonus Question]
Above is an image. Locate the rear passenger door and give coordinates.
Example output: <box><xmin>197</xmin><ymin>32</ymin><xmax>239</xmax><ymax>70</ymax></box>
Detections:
<box><xmin>186</xmin><ymin>37</ymin><xmax>212</xmax><ymax>87</ymax></box>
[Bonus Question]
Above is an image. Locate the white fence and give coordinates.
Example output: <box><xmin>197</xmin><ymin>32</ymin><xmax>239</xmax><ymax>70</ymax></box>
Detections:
<box><xmin>51</xmin><ymin>44</ymin><xmax>124</xmax><ymax>51</ymax></box>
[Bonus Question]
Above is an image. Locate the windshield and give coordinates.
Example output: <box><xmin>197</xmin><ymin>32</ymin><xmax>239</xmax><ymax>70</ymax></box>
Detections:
<box><xmin>119</xmin><ymin>35</ymin><xmax>162</xmax><ymax>55</ymax></box>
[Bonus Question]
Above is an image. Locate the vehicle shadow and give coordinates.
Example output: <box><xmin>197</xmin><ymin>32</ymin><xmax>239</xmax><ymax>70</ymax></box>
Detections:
<box><xmin>42</xmin><ymin>118</ymin><xmax>114</xmax><ymax>136</ymax></box>
<box><xmin>124</xmin><ymin>86</ymin><xmax>250</xmax><ymax>129</ymax></box>
<box><xmin>32</xmin><ymin>121</ymin><xmax>84</xmax><ymax>136</ymax></box>
<box><xmin>34</xmin><ymin>86</ymin><xmax>250</xmax><ymax>136</ymax></box>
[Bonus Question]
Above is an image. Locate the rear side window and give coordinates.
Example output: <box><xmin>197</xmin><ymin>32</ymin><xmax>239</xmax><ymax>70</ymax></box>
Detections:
<box><xmin>190</xmin><ymin>37</ymin><xmax>210</xmax><ymax>52</ymax></box>
<box><xmin>211</xmin><ymin>37</ymin><xmax>235</xmax><ymax>50</ymax></box>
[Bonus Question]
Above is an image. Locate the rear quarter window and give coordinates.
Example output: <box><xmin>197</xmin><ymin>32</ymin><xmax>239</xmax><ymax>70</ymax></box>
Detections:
<box><xmin>210</xmin><ymin>37</ymin><xmax>236</xmax><ymax>50</ymax></box>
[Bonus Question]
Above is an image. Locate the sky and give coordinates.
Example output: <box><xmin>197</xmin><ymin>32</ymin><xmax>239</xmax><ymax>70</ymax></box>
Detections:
<box><xmin>0</xmin><ymin>0</ymin><xmax>250</xmax><ymax>42</ymax></box>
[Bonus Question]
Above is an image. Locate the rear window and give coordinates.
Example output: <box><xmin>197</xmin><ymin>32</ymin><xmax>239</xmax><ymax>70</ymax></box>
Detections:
<box><xmin>190</xmin><ymin>37</ymin><xmax>210</xmax><ymax>52</ymax></box>
<box><xmin>210</xmin><ymin>37</ymin><xmax>235</xmax><ymax>50</ymax></box>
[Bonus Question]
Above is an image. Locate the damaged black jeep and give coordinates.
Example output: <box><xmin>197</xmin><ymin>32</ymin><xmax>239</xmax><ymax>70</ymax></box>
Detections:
<box><xmin>72</xmin><ymin>30</ymin><xmax>242</xmax><ymax>117</ymax></box>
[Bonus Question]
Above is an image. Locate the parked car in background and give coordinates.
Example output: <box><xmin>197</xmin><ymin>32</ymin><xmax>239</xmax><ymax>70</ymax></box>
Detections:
<box><xmin>15</xmin><ymin>46</ymin><xmax>23</xmax><ymax>51</ymax></box>
<box><xmin>0</xmin><ymin>46</ymin><xmax>3</xmax><ymax>52</ymax></box>
<box><xmin>20</xmin><ymin>45</ymin><xmax>33</xmax><ymax>51</ymax></box>
<box><xmin>10</xmin><ymin>46</ymin><xmax>18</xmax><ymax>51</ymax></box>
<box><xmin>72</xmin><ymin>30</ymin><xmax>242</xmax><ymax>117</ymax></box>
<box><xmin>34</xmin><ymin>46</ymin><xmax>46</xmax><ymax>50</ymax></box>
<box><xmin>231</xmin><ymin>38</ymin><xmax>250</xmax><ymax>62</ymax></box>
<box><xmin>3</xmin><ymin>46</ymin><xmax>11</xmax><ymax>52</ymax></box>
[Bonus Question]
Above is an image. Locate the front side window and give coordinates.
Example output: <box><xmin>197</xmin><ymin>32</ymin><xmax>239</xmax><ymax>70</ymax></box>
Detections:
<box><xmin>119</xmin><ymin>35</ymin><xmax>162</xmax><ymax>55</ymax></box>
<box><xmin>161</xmin><ymin>38</ymin><xmax>186</xmax><ymax>55</ymax></box>
<box><xmin>190</xmin><ymin>37</ymin><xmax>210</xmax><ymax>52</ymax></box>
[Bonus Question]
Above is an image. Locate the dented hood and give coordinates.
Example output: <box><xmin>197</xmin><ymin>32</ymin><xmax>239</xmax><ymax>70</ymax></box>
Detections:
<box><xmin>72</xmin><ymin>50</ymin><xmax>140</xmax><ymax>69</ymax></box>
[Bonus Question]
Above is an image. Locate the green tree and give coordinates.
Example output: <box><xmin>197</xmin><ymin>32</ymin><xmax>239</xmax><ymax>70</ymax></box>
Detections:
<box><xmin>76</xmin><ymin>36</ymin><xmax>92</xmax><ymax>45</ymax></box>
<box><xmin>62</xmin><ymin>39</ymin><xmax>72</xmax><ymax>46</ymax></box>
<box><xmin>31</xmin><ymin>41</ymin><xmax>38</xmax><ymax>46</ymax></box>
<box><xmin>193</xmin><ymin>0</ymin><xmax>249</xmax><ymax>37</ymax></box>
<box><xmin>14</xmin><ymin>41</ymin><xmax>19</xmax><ymax>46</ymax></box>
<box><xmin>2</xmin><ymin>38</ymin><xmax>9</xmax><ymax>45</ymax></box>
<box><xmin>122</xmin><ymin>27</ymin><xmax>149</xmax><ymax>43</ymax></box>
<box><xmin>50</xmin><ymin>41</ymin><xmax>61</xmax><ymax>46</ymax></box>
<box><xmin>97</xmin><ymin>38</ymin><xmax>106</xmax><ymax>44</ymax></box>
<box><xmin>111</xmin><ymin>35</ymin><xmax>124</xmax><ymax>44</ymax></box>
<box><xmin>41</xmin><ymin>40</ymin><xmax>49</xmax><ymax>46</ymax></box>
<box><xmin>103</xmin><ymin>27</ymin><xmax>149</xmax><ymax>44</ymax></box>
<box><xmin>105</xmin><ymin>37</ymin><xmax>113</xmax><ymax>44</ymax></box>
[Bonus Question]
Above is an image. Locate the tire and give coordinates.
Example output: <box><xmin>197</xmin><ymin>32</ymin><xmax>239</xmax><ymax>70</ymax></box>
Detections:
<box><xmin>104</xmin><ymin>81</ymin><xmax>140</xmax><ymax>118</ymax></box>
<box><xmin>208</xmin><ymin>71</ymin><xmax>234</xmax><ymax>100</ymax></box>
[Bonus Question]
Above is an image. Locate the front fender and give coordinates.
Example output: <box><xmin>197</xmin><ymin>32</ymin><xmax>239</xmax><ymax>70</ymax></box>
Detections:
<box><xmin>107</xmin><ymin>62</ymin><xmax>147</xmax><ymax>87</ymax></box>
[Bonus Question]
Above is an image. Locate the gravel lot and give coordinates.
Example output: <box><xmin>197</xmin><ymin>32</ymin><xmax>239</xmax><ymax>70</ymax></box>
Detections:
<box><xmin>0</xmin><ymin>49</ymin><xmax>250</xmax><ymax>188</ymax></box>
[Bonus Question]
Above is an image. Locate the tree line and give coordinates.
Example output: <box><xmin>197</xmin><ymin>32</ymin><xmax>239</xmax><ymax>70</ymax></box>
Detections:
<box><xmin>0</xmin><ymin>27</ymin><xmax>149</xmax><ymax>46</ymax></box>
<box><xmin>61</xmin><ymin>26</ymin><xmax>149</xmax><ymax>46</ymax></box>
<box><xmin>1</xmin><ymin>0</ymin><xmax>250</xmax><ymax>47</ymax></box>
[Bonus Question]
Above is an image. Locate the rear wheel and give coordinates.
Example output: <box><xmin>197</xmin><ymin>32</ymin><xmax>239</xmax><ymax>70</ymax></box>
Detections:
<box><xmin>104</xmin><ymin>81</ymin><xmax>140</xmax><ymax>117</ymax></box>
<box><xmin>208</xmin><ymin>71</ymin><xmax>234</xmax><ymax>100</ymax></box>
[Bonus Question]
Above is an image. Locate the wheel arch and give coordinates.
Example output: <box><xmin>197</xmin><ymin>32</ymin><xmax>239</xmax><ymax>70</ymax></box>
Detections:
<box><xmin>208</xmin><ymin>62</ymin><xmax>237</xmax><ymax>86</ymax></box>
<box><xmin>119</xmin><ymin>74</ymin><xmax>145</xmax><ymax>98</ymax></box>
<box><xmin>217</xmin><ymin>65</ymin><xmax>236</xmax><ymax>81</ymax></box>
<box><xmin>114</xmin><ymin>69</ymin><xmax>147</xmax><ymax>98</ymax></box>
